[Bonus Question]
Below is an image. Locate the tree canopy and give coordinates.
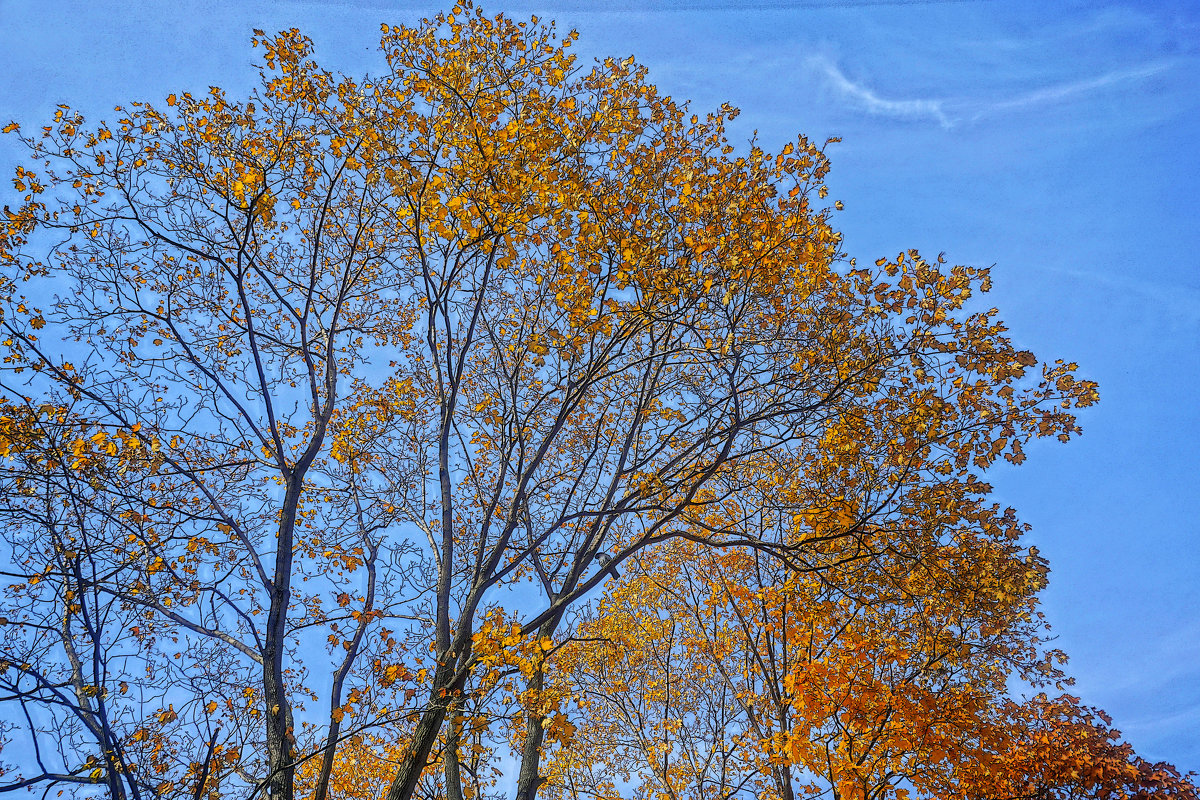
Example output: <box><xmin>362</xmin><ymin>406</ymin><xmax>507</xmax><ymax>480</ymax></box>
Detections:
<box><xmin>0</xmin><ymin>4</ymin><xmax>1189</xmax><ymax>800</ymax></box>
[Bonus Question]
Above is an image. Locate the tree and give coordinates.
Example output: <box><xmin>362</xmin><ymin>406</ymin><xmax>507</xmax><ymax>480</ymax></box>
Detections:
<box><xmin>545</xmin><ymin>538</ymin><xmax>1197</xmax><ymax>800</ymax></box>
<box><xmin>0</xmin><ymin>4</ymin><xmax>1160</xmax><ymax>800</ymax></box>
<box><xmin>950</xmin><ymin>693</ymin><xmax>1200</xmax><ymax>800</ymax></box>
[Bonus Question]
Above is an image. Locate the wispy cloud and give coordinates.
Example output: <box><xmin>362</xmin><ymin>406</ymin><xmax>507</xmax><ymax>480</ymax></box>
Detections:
<box><xmin>973</xmin><ymin>61</ymin><xmax>1172</xmax><ymax>120</ymax></box>
<box><xmin>1120</xmin><ymin>702</ymin><xmax>1200</xmax><ymax>735</ymax></box>
<box><xmin>808</xmin><ymin>55</ymin><xmax>1173</xmax><ymax>130</ymax></box>
<box><xmin>1045</xmin><ymin>264</ymin><xmax>1200</xmax><ymax>327</ymax></box>
<box><xmin>807</xmin><ymin>55</ymin><xmax>953</xmax><ymax>128</ymax></box>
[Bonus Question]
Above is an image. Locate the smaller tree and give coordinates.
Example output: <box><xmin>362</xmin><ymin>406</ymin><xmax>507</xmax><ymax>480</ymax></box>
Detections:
<box><xmin>545</xmin><ymin>522</ymin><xmax>1197</xmax><ymax>800</ymax></box>
<box><xmin>938</xmin><ymin>693</ymin><xmax>1200</xmax><ymax>800</ymax></box>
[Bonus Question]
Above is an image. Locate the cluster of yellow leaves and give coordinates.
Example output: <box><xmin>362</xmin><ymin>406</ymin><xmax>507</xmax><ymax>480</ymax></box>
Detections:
<box><xmin>327</xmin><ymin>378</ymin><xmax>417</xmax><ymax>470</ymax></box>
<box><xmin>472</xmin><ymin>614</ymin><xmax>562</xmax><ymax>720</ymax></box>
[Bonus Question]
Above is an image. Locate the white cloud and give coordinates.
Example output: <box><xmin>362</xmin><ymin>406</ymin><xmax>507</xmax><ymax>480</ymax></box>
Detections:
<box><xmin>973</xmin><ymin>61</ymin><xmax>1172</xmax><ymax>120</ymax></box>
<box><xmin>807</xmin><ymin>55</ymin><xmax>954</xmax><ymax>128</ymax></box>
<box><xmin>1120</xmin><ymin>702</ymin><xmax>1200</xmax><ymax>735</ymax></box>
<box><xmin>1046</xmin><ymin>264</ymin><xmax>1200</xmax><ymax>327</ymax></box>
<box><xmin>808</xmin><ymin>55</ymin><xmax>1174</xmax><ymax>130</ymax></box>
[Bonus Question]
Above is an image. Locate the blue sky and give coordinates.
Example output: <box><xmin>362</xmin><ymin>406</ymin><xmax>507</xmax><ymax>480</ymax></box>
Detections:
<box><xmin>1</xmin><ymin>0</ymin><xmax>1197</xmax><ymax>773</ymax></box>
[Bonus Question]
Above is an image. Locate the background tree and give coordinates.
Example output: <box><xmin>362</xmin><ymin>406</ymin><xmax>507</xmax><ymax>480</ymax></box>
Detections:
<box><xmin>950</xmin><ymin>694</ymin><xmax>1200</xmax><ymax>800</ymax></box>
<box><xmin>547</xmin><ymin>538</ymin><xmax>1198</xmax><ymax>800</ymax></box>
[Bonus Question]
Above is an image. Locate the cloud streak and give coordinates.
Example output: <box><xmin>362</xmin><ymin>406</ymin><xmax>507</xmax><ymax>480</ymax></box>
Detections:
<box><xmin>809</xmin><ymin>55</ymin><xmax>1173</xmax><ymax>129</ymax></box>
<box><xmin>973</xmin><ymin>61</ymin><xmax>1172</xmax><ymax>120</ymax></box>
<box><xmin>808</xmin><ymin>55</ymin><xmax>953</xmax><ymax>128</ymax></box>
<box><xmin>1044</xmin><ymin>264</ymin><xmax>1200</xmax><ymax>326</ymax></box>
<box><xmin>1120</xmin><ymin>703</ymin><xmax>1200</xmax><ymax>735</ymax></box>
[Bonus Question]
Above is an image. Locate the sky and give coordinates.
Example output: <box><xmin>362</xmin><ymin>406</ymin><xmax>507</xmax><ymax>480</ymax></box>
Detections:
<box><xmin>1</xmin><ymin>0</ymin><xmax>1197</xmax><ymax>774</ymax></box>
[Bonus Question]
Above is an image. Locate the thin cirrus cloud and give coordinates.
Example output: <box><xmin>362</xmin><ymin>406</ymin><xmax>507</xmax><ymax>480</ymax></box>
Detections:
<box><xmin>1043</xmin><ymin>264</ymin><xmax>1200</xmax><ymax>327</ymax></box>
<box><xmin>807</xmin><ymin>55</ymin><xmax>954</xmax><ymax>128</ymax></box>
<box><xmin>970</xmin><ymin>60</ymin><xmax>1172</xmax><ymax>120</ymax></box>
<box><xmin>807</xmin><ymin>54</ymin><xmax>1173</xmax><ymax>129</ymax></box>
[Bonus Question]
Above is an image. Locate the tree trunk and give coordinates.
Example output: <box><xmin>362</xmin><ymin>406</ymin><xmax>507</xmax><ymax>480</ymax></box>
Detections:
<box><xmin>444</xmin><ymin>705</ymin><xmax>466</xmax><ymax>800</ymax></box>
<box><xmin>515</xmin><ymin>616</ymin><xmax>563</xmax><ymax>800</ymax></box>
<box><xmin>515</xmin><ymin>704</ymin><xmax>547</xmax><ymax>800</ymax></box>
<box><xmin>384</xmin><ymin>660</ymin><xmax>458</xmax><ymax>800</ymax></box>
<box><xmin>263</xmin><ymin>479</ymin><xmax>301</xmax><ymax>800</ymax></box>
